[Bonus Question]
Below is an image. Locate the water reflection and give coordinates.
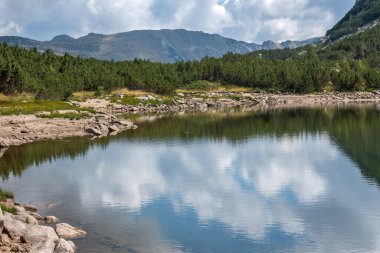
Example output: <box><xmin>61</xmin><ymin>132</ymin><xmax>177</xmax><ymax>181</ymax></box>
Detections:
<box><xmin>1</xmin><ymin>106</ymin><xmax>380</xmax><ymax>253</ymax></box>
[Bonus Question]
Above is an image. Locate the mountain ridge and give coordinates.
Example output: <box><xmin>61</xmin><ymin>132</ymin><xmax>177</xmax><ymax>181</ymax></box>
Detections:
<box><xmin>0</xmin><ymin>29</ymin><xmax>320</xmax><ymax>63</ymax></box>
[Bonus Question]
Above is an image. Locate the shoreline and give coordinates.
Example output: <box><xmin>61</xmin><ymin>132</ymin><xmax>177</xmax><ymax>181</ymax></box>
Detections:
<box><xmin>1</xmin><ymin>197</ymin><xmax>85</xmax><ymax>252</ymax></box>
<box><xmin>0</xmin><ymin>91</ymin><xmax>379</xmax><ymax>149</ymax></box>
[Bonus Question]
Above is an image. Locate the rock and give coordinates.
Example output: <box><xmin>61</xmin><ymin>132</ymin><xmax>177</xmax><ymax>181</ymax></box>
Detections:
<box><xmin>0</xmin><ymin>137</ymin><xmax>9</xmax><ymax>148</ymax></box>
<box><xmin>54</xmin><ymin>238</ymin><xmax>75</xmax><ymax>253</ymax></box>
<box><xmin>108</xmin><ymin>125</ymin><xmax>119</xmax><ymax>132</ymax></box>
<box><xmin>55</xmin><ymin>223</ymin><xmax>87</xmax><ymax>239</ymax></box>
<box><xmin>20</xmin><ymin>129</ymin><xmax>30</xmax><ymax>134</ymax></box>
<box><xmin>15</xmin><ymin>212</ymin><xmax>39</xmax><ymax>226</ymax></box>
<box><xmin>28</xmin><ymin>211</ymin><xmax>43</xmax><ymax>221</ymax></box>
<box><xmin>0</xmin><ymin>206</ymin><xmax>3</xmax><ymax>234</ymax></box>
<box><xmin>47</xmin><ymin>203</ymin><xmax>59</xmax><ymax>209</ymax></box>
<box><xmin>67</xmin><ymin>241</ymin><xmax>76</xmax><ymax>251</ymax></box>
<box><xmin>44</xmin><ymin>216</ymin><xmax>59</xmax><ymax>224</ymax></box>
<box><xmin>0</xmin><ymin>147</ymin><xmax>8</xmax><ymax>158</ymax></box>
<box><xmin>85</xmin><ymin>126</ymin><xmax>102</xmax><ymax>136</ymax></box>
<box><xmin>22</xmin><ymin>225</ymin><xmax>59</xmax><ymax>253</ymax></box>
<box><xmin>1</xmin><ymin>233</ymin><xmax>11</xmax><ymax>244</ymax></box>
<box><xmin>23</xmin><ymin>204</ymin><xmax>38</xmax><ymax>212</ymax></box>
<box><xmin>116</xmin><ymin>120</ymin><xmax>133</xmax><ymax>128</ymax></box>
<box><xmin>3</xmin><ymin>216</ymin><xmax>28</xmax><ymax>240</ymax></box>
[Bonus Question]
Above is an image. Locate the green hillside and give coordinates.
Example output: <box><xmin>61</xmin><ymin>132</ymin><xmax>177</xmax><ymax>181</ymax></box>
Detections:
<box><xmin>326</xmin><ymin>0</ymin><xmax>380</xmax><ymax>42</ymax></box>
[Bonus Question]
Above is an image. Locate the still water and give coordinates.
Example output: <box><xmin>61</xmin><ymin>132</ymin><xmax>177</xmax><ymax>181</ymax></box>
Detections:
<box><xmin>1</xmin><ymin>106</ymin><xmax>380</xmax><ymax>253</ymax></box>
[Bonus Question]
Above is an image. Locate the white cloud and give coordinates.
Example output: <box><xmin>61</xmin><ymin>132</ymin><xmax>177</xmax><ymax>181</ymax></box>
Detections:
<box><xmin>0</xmin><ymin>0</ymin><xmax>354</xmax><ymax>42</ymax></box>
<box><xmin>0</xmin><ymin>21</ymin><xmax>20</xmax><ymax>36</ymax></box>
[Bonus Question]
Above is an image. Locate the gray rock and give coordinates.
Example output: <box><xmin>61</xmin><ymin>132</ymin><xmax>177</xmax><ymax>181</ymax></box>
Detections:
<box><xmin>3</xmin><ymin>216</ymin><xmax>28</xmax><ymax>239</ymax></box>
<box><xmin>108</xmin><ymin>125</ymin><xmax>119</xmax><ymax>132</ymax></box>
<box><xmin>0</xmin><ymin>147</ymin><xmax>8</xmax><ymax>158</ymax></box>
<box><xmin>28</xmin><ymin>211</ymin><xmax>43</xmax><ymax>221</ymax></box>
<box><xmin>54</xmin><ymin>238</ymin><xmax>75</xmax><ymax>253</ymax></box>
<box><xmin>23</xmin><ymin>204</ymin><xmax>38</xmax><ymax>212</ymax></box>
<box><xmin>85</xmin><ymin>126</ymin><xmax>102</xmax><ymax>136</ymax></box>
<box><xmin>0</xmin><ymin>137</ymin><xmax>9</xmax><ymax>148</ymax></box>
<box><xmin>44</xmin><ymin>216</ymin><xmax>59</xmax><ymax>224</ymax></box>
<box><xmin>55</xmin><ymin>223</ymin><xmax>87</xmax><ymax>239</ymax></box>
<box><xmin>15</xmin><ymin>212</ymin><xmax>39</xmax><ymax>226</ymax></box>
<box><xmin>0</xmin><ymin>206</ymin><xmax>3</xmax><ymax>234</ymax></box>
<box><xmin>22</xmin><ymin>225</ymin><xmax>59</xmax><ymax>253</ymax></box>
<box><xmin>20</xmin><ymin>129</ymin><xmax>30</xmax><ymax>134</ymax></box>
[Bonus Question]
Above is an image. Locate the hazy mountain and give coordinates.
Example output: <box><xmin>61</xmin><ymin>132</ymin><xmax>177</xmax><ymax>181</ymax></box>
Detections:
<box><xmin>0</xmin><ymin>29</ymin><xmax>319</xmax><ymax>63</ymax></box>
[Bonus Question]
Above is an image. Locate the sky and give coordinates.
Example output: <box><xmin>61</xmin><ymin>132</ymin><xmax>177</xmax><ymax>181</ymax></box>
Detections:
<box><xmin>0</xmin><ymin>0</ymin><xmax>355</xmax><ymax>43</ymax></box>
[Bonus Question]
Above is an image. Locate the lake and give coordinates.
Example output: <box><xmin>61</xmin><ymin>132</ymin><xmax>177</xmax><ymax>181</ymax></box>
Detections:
<box><xmin>1</xmin><ymin>105</ymin><xmax>380</xmax><ymax>253</ymax></box>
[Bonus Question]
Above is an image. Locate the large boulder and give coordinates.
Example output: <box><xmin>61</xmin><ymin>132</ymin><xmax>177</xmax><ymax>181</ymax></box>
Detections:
<box><xmin>54</xmin><ymin>238</ymin><xmax>76</xmax><ymax>253</ymax></box>
<box><xmin>55</xmin><ymin>223</ymin><xmax>87</xmax><ymax>239</ymax></box>
<box><xmin>22</xmin><ymin>225</ymin><xmax>59</xmax><ymax>253</ymax></box>
<box><xmin>3</xmin><ymin>216</ymin><xmax>28</xmax><ymax>240</ymax></box>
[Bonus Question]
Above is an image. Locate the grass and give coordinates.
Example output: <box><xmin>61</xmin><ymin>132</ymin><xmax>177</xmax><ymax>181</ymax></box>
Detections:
<box><xmin>0</xmin><ymin>100</ymin><xmax>95</xmax><ymax>116</ymax></box>
<box><xmin>0</xmin><ymin>204</ymin><xmax>17</xmax><ymax>215</ymax></box>
<box><xmin>37</xmin><ymin>112</ymin><xmax>92</xmax><ymax>120</ymax></box>
<box><xmin>72</xmin><ymin>91</ymin><xmax>96</xmax><ymax>101</ymax></box>
<box><xmin>110</xmin><ymin>95</ymin><xmax>174</xmax><ymax>106</ymax></box>
<box><xmin>111</xmin><ymin>88</ymin><xmax>157</xmax><ymax>97</ymax></box>
<box><xmin>177</xmin><ymin>82</ymin><xmax>253</xmax><ymax>94</ymax></box>
<box><xmin>0</xmin><ymin>188</ymin><xmax>14</xmax><ymax>201</ymax></box>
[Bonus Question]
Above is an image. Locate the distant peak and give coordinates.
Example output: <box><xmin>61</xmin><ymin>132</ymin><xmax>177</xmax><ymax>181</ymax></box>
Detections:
<box><xmin>50</xmin><ymin>35</ymin><xmax>74</xmax><ymax>43</ymax></box>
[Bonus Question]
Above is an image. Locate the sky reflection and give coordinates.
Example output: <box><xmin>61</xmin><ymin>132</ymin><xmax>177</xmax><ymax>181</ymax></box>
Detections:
<box><xmin>2</xmin><ymin>130</ymin><xmax>380</xmax><ymax>252</ymax></box>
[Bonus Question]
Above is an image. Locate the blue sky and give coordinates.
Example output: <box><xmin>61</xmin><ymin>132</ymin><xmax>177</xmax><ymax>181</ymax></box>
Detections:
<box><xmin>0</xmin><ymin>0</ymin><xmax>355</xmax><ymax>43</ymax></box>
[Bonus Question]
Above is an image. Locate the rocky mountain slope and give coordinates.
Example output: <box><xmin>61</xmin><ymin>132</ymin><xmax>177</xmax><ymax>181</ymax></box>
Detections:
<box><xmin>0</xmin><ymin>29</ymin><xmax>319</xmax><ymax>63</ymax></box>
<box><xmin>323</xmin><ymin>0</ymin><xmax>380</xmax><ymax>44</ymax></box>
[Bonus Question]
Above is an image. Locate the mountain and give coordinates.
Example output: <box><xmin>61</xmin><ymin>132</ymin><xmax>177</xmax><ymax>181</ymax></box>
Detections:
<box><xmin>0</xmin><ymin>29</ymin><xmax>319</xmax><ymax>63</ymax></box>
<box><xmin>323</xmin><ymin>0</ymin><xmax>380</xmax><ymax>44</ymax></box>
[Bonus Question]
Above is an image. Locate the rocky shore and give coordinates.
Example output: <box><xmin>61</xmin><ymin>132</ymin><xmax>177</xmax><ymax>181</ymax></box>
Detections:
<box><xmin>0</xmin><ymin>198</ymin><xmax>86</xmax><ymax>253</ymax></box>
<box><xmin>104</xmin><ymin>91</ymin><xmax>380</xmax><ymax>114</ymax></box>
<box><xmin>0</xmin><ymin>113</ymin><xmax>136</xmax><ymax>148</ymax></box>
<box><xmin>0</xmin><ymin>91</ymin><xmax>379</xmax><ymax>150</ymax></box>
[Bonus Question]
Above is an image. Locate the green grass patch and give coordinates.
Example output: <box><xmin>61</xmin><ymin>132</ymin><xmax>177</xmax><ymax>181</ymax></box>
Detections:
<box><xmin>110</xmin><ymin>96</ymin><xmax>174</xmax><ymax>106</ymax></box>
<box><xmin>111</xmin><ymin>96</ymin><xmax>141</xmax><ymax>106</ymax></box>
<box><xmin>37</xmin><ymin>112</ymin><xmax>92</xmax><ymax>120</ymax></box>
<box><xmin>0</xmin><ymin>100</ymin><xmax>94</xmax><ymax>116</ymax></box>
<box><xmin>182</xmin><ymin>81</ymin><xmax>220</xmax><ymax>91</ymax></box>
<box><xmin>0</xmin><ymin>204</ymin><xmax>17</xmax><ymax>215</ymax></box>
<box><xmin>0</xmin><ymin>188</ymin><xmax>14</xmax><ymax>201</ymax></box>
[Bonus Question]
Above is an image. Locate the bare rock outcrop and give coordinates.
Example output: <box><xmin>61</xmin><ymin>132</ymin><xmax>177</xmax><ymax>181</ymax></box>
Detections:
<box><xmin>1</xmin><ymin>199</ymin><xmax>83</xmax><ymax>252</ymax></box>
<box><xmin>55</xmin><ymin>223</ymin><xmax>87</xmax><ymax>239</ymax></box>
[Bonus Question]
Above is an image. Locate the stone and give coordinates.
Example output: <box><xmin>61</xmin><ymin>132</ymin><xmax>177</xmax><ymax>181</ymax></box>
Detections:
<box><xmin>44</xmin><ymin>216</ymin><xmax>59</xmax><ymax>224</ymax></box>
<box><xmin>0</xmin><ymin>147</ymin><xmax>8</xmax><ymax>158</ymax></box>
<box><xmin>55</xmin><ymin>223</ymin><xmax>87</xmax><ymax>239</ymax></box>
<box><xmin>0</xmin><ymin>206</ymin><xmax>3</xmax><ymax>234</ymax></box>
<box><xmin>0</xmin><ymin>137</ymin><xmax>9</xmax><ymax>148</ymax></box>
<box><xmin>54</xmin><ymin>238</ymin><xmax>75</xmax><ymax>253</ymax></box>
<box><xmin>22</xmin><ymin>225</ymin><xmax>59</xmax><ymax>253</ymax></box>
<box><xmin>84</xmin><ymin>126</ymin><xmax>102</xmax><ymax>136</ymax></box>
<box><xmin>108</xmin><ymin>125</ymin><xmax>119</xmax><ymax>132</ymax></box>
<box><xmin>47</xmin><ymin>203</ymin><xmax>59</xmax><ymax>209</ymax></box>
<box><xmin>23</xmin><ymin>204</ymin><xmax>38</xmax><ymax>212</ymax></box>
<box><xmin>1</xmin><ymin>233</ymin><xmax>11</xmax><ymax>244</ymax></box>
<box><xmin>28</xmin><ymin>211</ymin><xmax>43</xmax><ymax>221</ymax></box>
<box><xmin>15</xmin><ymin>212</ymin><xmax>39</xmax><ymax>226</ymax></box>
<box><xmin>3</xmin><ymin>216</ymin><xmax>28</xmax><ymax>240</ymax></box>
<box><xmin>20</xmin><ymin>129</ymin><xmax>30</xmax><ymax>134</ymax></box>
<box><xmin>117</xmin><ymin>120</ymin><xmax>133</xmax><ymax>128</ymax></box>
